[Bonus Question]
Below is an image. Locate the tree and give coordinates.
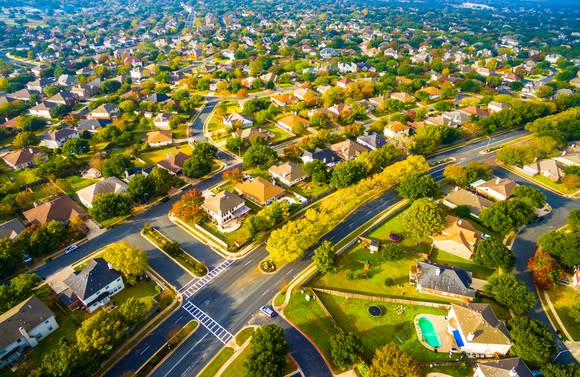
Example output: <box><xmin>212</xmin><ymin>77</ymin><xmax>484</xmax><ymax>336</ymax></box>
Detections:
<box><xmin>313</xmin><ymin>240</ymin><xmax>337</xmax><ymax>274</ymax></box>
<box><xmin>62</xmin><ymin>137</ymin><xmax>89</xmax><ymax>155</ymax></box>
<box><xmin>508</xmin><ymin>316</ymin><xmax>557</xmax><ymax>367</ymax></box>
<box><xmin>569</xmin><ymin>209</ymin><xmax>580</xmax><ymax>228</ymax></box>
<box><xmin>147</xmin><ymin>167</ymin><xmax>175</xmax><ymax>197</ymax></box>
<box><xmin>103</xmin><ymin>241</ymin><xmax>148</xmax><ymax>284</ymax></box>
<box><xmin>541</xmin><ymin>364</ymin><xmax>580</xmax><ymax>377</ymax></box>
<box><xmin>225</xmin><ymin>136</ymin><xmax>243</xmax><ymax>153</ymax></box>
<box><xmin>127</xmin><ymin>174</ymin><xmax>154</xmax><ymax>203</ymax></box>
<box><xmin>244</xmin><ymin>324</ymin><xmax>289</xmax><ymax>377</ymax></box>
<box><xmin>50</xmin><ymin>104</ymin><xmax>72</xmax><ymax>119</ymax></box>
<box><xmin>484</xmin><ymin>271</ymin><xmax>536</xmax><ymax>314</ymax></box>
<box><xmin>76</xmin><ymin>310</ymin><xmax>127</xmax><ymax>356</ymax></box>
<box><xmin>101</xmin><ymin>155</ymin><xmax>133</xmax><ymax>178</ymax></box>
<box><xmin>89</xmin><ymin>193</ymin><xmax>133</xmax><ymax>222</ymax></box>
<box><xmin>464</xmin><ymin>161</ymin><xmax>492</xmax><ymax>183</ymax></box>
<box><xmin>100</xmin><ymin>79</ymin><xmax>122</xmax><ymax>94</ymax></box>
<box><xmin>39</xmin><ymin>339</ymin><xmax>81</xmax><ymax>377</ymax></box>
<box><xmin>0</xmin><ymin>273</ymin><xmax>41</xmax><ymax>313</ymax></box>
<box><xmin>538</xmin><ymin>229</ymin><xmax>580</xmax><ymax>268</ymax></box>
<box><xmin>528</xmin><ymin>251</ymin><xmax>562</xmax><ymax>289</ymax></box>
<box><xmin>304</xmin><ymin>160</ymin><xmax>330</xmax><ymax>184</ymax></box>
<box><xmin>401</xmin><ymin>199</ymin><xmax>445</xmax><ymax>238</ymax></box>
<box><xmin>443</xmin><ymin>164</ymin><xmax>469</xmax><ymax>186</ymax></box>
<box><xmin>473</xmin><ymin>237</ymin><xmax>514</xmax><ymax>270</ymax></box>
<box><xmin>330</xmin><ymin>160</ymin><xmax>368</xmax><ymax>188</ymax></box>
<box><xmin>480</xmin><ymin>199</ymin><xmax>534</xmax><ymax>234</ymax></box>
<box><xmin>182</xmin><ymin>157</ymin><xmax>212</xmax><ymax>178</ymax></box>
<box><xmin>192</xmin><ymin>142</ymin><xmax>218</xmax><ymax>161</ymax></box>
<box><xmin>243</xmin><ymin>143</ymin><xmax>279</xmax><ymax>169</ymax></box>
<box><xmin>117</xmin><ymin>297</ymin><xmax>149</xmax><ymax>326</ymax></box>
<box><xmin>12</xmin><ymin>131</ymin><xmax>38</xmax><ymax>149</ymax></box>
<box><xmin>171</xmin><ymin>189</ymin><xmax>207</xmax><ymax>224</ymax></box>
<box><xmin>0</xmin><ymin>239</ymin><xmax>20</xmax><ymax>278</ymax></box>
<box><xmin>513</xmin><ymin>185</ymin><xmax>546</xmax><ymax>208</ymax></box>
<box><xmin>330</xmin><ymin>332</ymin><xmax>363</xmax><ymax>368</ymax></box>
<box><xmin>396</xmin><ymin>173</ymin><xmax>437</xmax><ymax>200</ymax></box>
<box><xmin>369</xmin><ymin>344</ymin><xmax>420</xmax><ymax>377</ymax></box>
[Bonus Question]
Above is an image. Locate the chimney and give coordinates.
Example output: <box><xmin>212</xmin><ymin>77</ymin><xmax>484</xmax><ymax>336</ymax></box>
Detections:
<box><xmin>107</xmin><ymin>262</ymin><xmax>114</xmax><ymax>270</ymax></box>
<box><xmin>466</xmin><ymin>332</ymin><xmax>475</xmax><ymax>342</ymax></box>
<box><xmin>495</xmin><ymin>177</ymin><xmax>501</xmax><ymax>184</ymax></box>
<box><xmin>435</xmin><ymin>268</ymin><xmax>441</xmax><ymax>276</ymax></box>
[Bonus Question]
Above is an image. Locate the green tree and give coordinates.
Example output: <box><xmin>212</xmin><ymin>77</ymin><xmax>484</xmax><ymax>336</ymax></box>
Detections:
<box><xmin>330</xmin><ymin>160</ymin><xmax>368</xmax><ymax>188</ymax></box>
<box><xmin>508</xmin><ymin>316</ymin><xmax>557</xmax><ymax>367</ymax></box>
<box><xmin>127</xmin><ymin>174</ymin><xmax>154</xmax><ymax>203</ymax></box>
<box><xmin>484</xmin><ymin>271</ymin><xmax>536</xmax><ymax>314</ymax></box>
<box><xmin>225</xmin><ymin>136</ymin><xmax>243</xmax><ymax>153</ymax></box>
<box><xmin>38</xmin><ymin>339</ymin><xmax>81</xmax><ymax>377</ymax></box>
<box><xmin>244</xmin><ymin>324</ymin><xmax>289</xmax><ymax>377</ymax></box>
<box><xmin>62</xmin><ymin>138</ymin><xmax>89</xmax><ymax>155</ymax></box>
<box><xmin>243</xmin><ymin>143</ymin><xmax>279</xmax><ymax>169</ymax></box>
<box><xmin>89</xmin><ymin>193</ymin><xmax>133</xmax><ymax>222</ymax></box>
<box><xmin>192</xmin><ymin>142</ymin><xmax>218</xmax><ymax>161</ymax></box>
<box><xmin>538</xmin><ymin>229</ymin><xmax>580</xmax><ymax>268</ymax></box>
<box><xmin>101</xmin><ymin>155</ymin><xmax>133</xmax><ymax>178</ymax></box>
<box><xmin>182</xmin><ymin>157</ymin><xmax>212</xmax><ymax>178</ymax></box>
<box><xmin>480</xmin><ymin>199</ymin><xmax>534</xmax><ymax>234</ymax></box>
<box><xmin>147</xmin><ymin>167</ymin><xmax>175</xmax><ymax>196</ymax></box>
<box><xmin>443</xmin><ymin>164</ymin><xmax>469</xmax><ymax>186</ymax></box>
<box><xmin>76</xmin><ymin>310</ymin><xmax>127</xmax><ymax>356</ymax></box>
<box><xmin>12</xmin><ymin>131</ymin><xmax>38</xmax><ymax>149</ymax></box>
<box><xmin>401</xmin><ymin>199</ymin><xmax>446</xmax><ymax>238</ymax></box>
<box><xmin>369</xmin><ymin>344</ymin><xmax>420</xmax><ymax>377</ymax></box>
<box><xmin>117</xmin><ymin>297</ymin><xmax>149</xmax><ymax>326</ymax></box>
<box><xmin>330</xmin><ymin>332</ymin><xmax>363</xmax><ymax>368</ymax></box>
<box><xmin>569</xmin><ymin>209</ymin><xmax>580</xmax><ymax>228</ymax></box>
<box><xmin>0</xmin><ymin>239</ymin><xmax>21</xmax><ymax>278</ymax></box>
<box><xmin>464</xmin><ymin>161</ymin><xmax>492</xmax><ymax>183</ymax></box>
<box><xmin>313</xmin><ymin>240</ymin><xmax>337</xmax><ymax>274</ymax></box>
<box><xmin>304</xmin><ymin>160</ymin><xmax>330</xmax><ymax>184</ymax></box>
<box><xmin>49</xmin><ymin>104</ymin><xmax>72</xmax><ymax>119</ymax></box>
<box><xmin>513</xmin><ymin>185</ymin><xmax>547</xmax><ymax>208</ymax></box>
<box><xmin>541</xmin><ymin>364</ymin><xmax>580</xmax><ymax>377</ymax></box>
<box><xmin>100</xmin><ymin>80</ymin><xmax>122</xmax><ymax>94</ymax></box>
<box><xmin>396</xmin><ymin>173</ymin><xmax>437</xmax><ymax>200</ymax></box>
<box><xmin>103</xmin><ymin>241</ymin><xmax>148</xmax><ymax>284</ymax></box>
<box><xmin>473</xmin><ymin>237</ymin><xmax>514</xmax><ymax>270</ymax></box>
<box><xmin>0</xmin><ymin>273</ymin><xmax>42</xmax><ymax>313</ymax></box>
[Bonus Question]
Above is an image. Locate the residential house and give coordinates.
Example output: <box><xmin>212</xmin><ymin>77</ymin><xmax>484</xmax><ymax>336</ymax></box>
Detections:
<box><xmin>234</xmin><ymin>127</ymin><xmax>273</xmax><ymax>145</ymax></box>
<box><xmin>474</xmin><ymin>358</ymin><xmax>533</xmax><ymax>377</ymax></box>
<box><xmin>425</xmin><ymin>115</ymin><xmax>445</xmax><ymax>126</ymax></box>
<box><xmin>41</xmin><ymin>128</ymin><xmax>79</xmax><ymax>149</ymax></box>
<box><xmin>57</xmin><ymin>74</ymin><xmax>76</xmax><ymax>87</ymax></box>
<box><xmin>329</xmin><ymin>139</ymin><xmax>369</xmax><ymax>161</ymax></box>
<box><xmin>472</xmin><ymin>177</ymin><xmax>517</xmax><ymax>201</ymax></box>
<box><xmin>26</xmin><ymin>78</ymin><xmax>53</xmax><ymax>92</ymax></box>
<box><xmin>89</xmin><ymin>103</ymin><xmax>120</xmax><ymax>120</ymax></box>
<box><xmin>45</xmin><ymin>91</ymin><xmax>78</xmax><ymax>107</ymax></box>
<box><xmin>271</xmin><ymin>93</ymin><xmax>297</xmax><ymax>107</ymax></box>
<box><xmin>487</xmin><ymin>101</ymin><xmax>511</xmax><ymax>113</ymax></box>
<box><xmin>301</xmin><ymin>148</ymin><xmax>341</xmax><ymax>168</ymax></box>
<box><xmin>2</xmin><ymin>148</ymin><xmax>46</xmax><ymax>170</ymax></box>
<box><xmin>432</xmin><ymin>216</ymin><xmax>480</xmax><ymax>260</ymax></box>
<box><xmin>269</xmin><ymin>161</ymin><xmax>307</xmax><ymax>186</ymax></box>
<box><xmin>223</xmin><ymin>112</ymin><xmax>253</xmax><ymax>129</ymax></box>
<box><xmin>459</xmin><ymin>106</ymin><xmax>489</xmax><ymax>119</ymax></box>
<box><xmin>29</xmin><ymin>102</ymin><xmax>56</xmax><ymax>118</ymax></box>
<box><xmin>202</xmin><ymin>191</ymin><xmax>250</xmax><ymax>225</ymax></box>
<box><xmin>62</xmin><ymin>258</ymin><xmax>124</xmax><ymax>313</ymax></box>
<box><xmin>442</xmin><ymin>111</ymin><xmax>470</xmax><ymax>128</ymax></box>
<box><xmin>23</xmin><ymin>196</ymin><xmax>87</xmax><ymax>225</ymax></box>
<box><xmin>7</xmin><ymin>88</ymin><xmax>40</xmax><ymax>102</ymax></box>
<box><xmin>356</xmin><ymin>132</ymin><xmax>386</xmax><ymax>150</ymax></box>
<box><xmin>153</xmin><ymin>113</ymin><xmax>172</xmax><ymax>130</ymax></box>
<box><xmin>443</xmin><ymin>188</ymin><xmax>493</xmax><ymax>218</ymax></box>
<box><xmin>523</xmin><ymin>159</ymin><xmax>562</xmax><ymax>181</ymax></box>
<box><xmin>337</xmin><ymin>77</ymin><xmax>352</xmax><ymax>89</ymax></box>
<box><xmin>146</xmin><ymin>130</ymin><xmax>173</xmax><ymax>148</ymax></box>
<box><xmin>447</xmin><ymin>303</ymin><xmax>511</xmax><ymax>356</ymax></box>
<box><xmin>77</xmin><ymin>119</ymin><xmax>110</xmax><ymax>133</ymax></box>
<box><xmin>554</xmin><ymin>149</ymin><xmax>580</xmax><ymax>167</ymax></box>
<box><xmin>422</xmin><ymin>87</ymin><xmax>442</xmax><ymax>100</ymax></box>
<box><xmin>319</xmin><ymin>48</ymin><xmax>340</xmax><ymax>59</ymax></box>
<box><xmin>327</xmin><ymin>103</ymin><xmax>352</xmax><ymax>118</ymax></box>
<box><xmin>384</xmin><ymin>121</ymin><xmax>411</xmax><ymax>138</ymax></box>
<box><xmin>157</xmin><ymin>152</ymin><xmax>190</xmax><ymax>175</ymax></box>
<box><xmin>0</xmin><ymin>218</ymin><xmax>25</xmax><ymax>240</ymax></box>
<box><xmin>76</xmin><ymin>176</ymin><xmax>128</xmax><ymax>208</ymax></box>
<box><xmin>276</xmin><ymin>114</ymin><xmax>308</xmax><ymax>133</ymax></box>
<box><xmin>234</xmin><ymin>177</ymin><xmax>285</xmax><ymax>205</ymax></box>
<box><xmin>0</xmin><ymin>297</ymin><xmax>59</xmax><ymax>369</ymax></box>
<box><xmin>390</xmin><ymin>92</ymin><xmax>416</xmax><ymax>103</ymax></box>
<box><xmin>410</xmin><ymin>261</ymin><xmax>476</xmax><ymax>302</ymax></box>
<box><xmin>368</xmin><ymin>95</ymin><xmax>389</xmax><ymax>108</ymax></box>
<box><xmin>293</xmin><ymin>88</ymin><xmax>316</xmax><ymax>101</ymax></box>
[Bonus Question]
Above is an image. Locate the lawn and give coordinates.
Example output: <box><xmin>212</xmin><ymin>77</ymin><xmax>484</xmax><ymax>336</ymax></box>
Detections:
<box><xmin>112</xmin><ymin>279</ymin><xmax>159</xmax><ymax>308</ymax></box>
<box><xmin>291</xmin><ymin>180</ymin><xmax>332</xmax><ymax>199</ymax></box>
<box><xmin>317</xmin><ymin>294</ymin><xmax>452</xmax><ymax>362</ymax></box>
<box><xmin>198</xmin><ymin>347</ymin><xmax>235</xmax><ymax>377</ymax></box>
<box><xmin>366</xmin><ymin>209</ymin><xmax>432</xmax><ymax>254</ymax></box>
<box><xmin>430</xmin><ymin>249</ymin><xmax>494</xmax><ymax>280</ymax></box>
<box><xmin>64</xmin><ymin>175</ymin><xmax>98</xmax><ymax>192</ymax></box>
<box><xmin>235</xmin><ymin>327</ymin><xmax>255</xmax><ymax>346</ymax></box>
<box><xmin>199</xmin><ymin>221</ymin><xmax>252</xmax><ymax>247</ymax></box>
<box><xmin>139</xmin><ymin>144</ymin><xmax>193</xmax><ymax>165</ymax></box>
<box><xmin>264</xmin><ymin>123</ymin><xmax>294</xmax><ymax>143</ymax></box>
<box><xmin>533</xmin><ymin>175</ymin><xmax>577</xmax><ymax>195</ymax></box>
<box><xmin>546</xmin><ymin>285</ymin><xmax>580</xmax><ymax>341</ymax></box>
<box><xmin>311</xmin><ymin>244</ymin><xmax>450</xmax><ymax>304</ymax></box>
<box><xmin>422</xmin><ymin>363</ymin><xmax>474</xmax><ymax>377</ymax></box>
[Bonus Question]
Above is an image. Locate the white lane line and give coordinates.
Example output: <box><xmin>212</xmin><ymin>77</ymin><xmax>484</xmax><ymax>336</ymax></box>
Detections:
<box><xmin>162</xmin><ymin>333</ymin><xmax>209</xmax><ymax>377</ymax></box>
<box><xmin>261</xmin><ymin>287</ymin><xmax>272</xmax><ymax>296</ymax></box>
<box><xmin>140</xmin><ymin>345</ymin><xmax>151</xmax><ymax>355</ymax></box>
<box><xmin>174</xmin><ymin>315</ymin><xmax>183</xmax><ymax>323</ymax></box>
<box><xmin>244</xmin><ymin>260</ymin><xmax>252</xmax><ymax>266</ymax></box>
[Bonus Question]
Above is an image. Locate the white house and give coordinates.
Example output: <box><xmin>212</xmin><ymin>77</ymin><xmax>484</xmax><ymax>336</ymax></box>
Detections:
<box><xmin>0</xmin><ymin>297</ymin><xmax>59</xmax><ymax>369</ymax></box>
<box><xmin>223</xmin><ymin>112</ymin><xmax>253</xmax><ymax>129</ymax></box>
<box><xmin>62</xmin><ymin>258</ymin><xmax>124</xmax><ymax>313</ymax></box>
<box><xmin>202</xmin><ymin>191</ymin><xmax>250</xmax><ymax>225</ymax></box>
<box><xmin>472</xmin><ymin>177</ymin><xmax>517</xmax><ymax>201</ymax></box>
<box><xmin>447</xmin><ymin>303</ymin><xmax>511</xmax><ymax>357</ymax></box>
<box><xmin>41</xmin><ymin>128</ymin><xmax>79</xmax><ymax>149</ymax></box>
<box><xmin>76</xmin><ymin>176</ymin><xmax>128</xmax><ymax>208</ymax></box>
<box><xmin>268</xmin><ymin>161</ymin><xmax>307</xmax><ymax>186</ymax></box>
<box><xmin>384</xmin><ymin>122</ymin><xmax>411</xmax><ymax>138</ymax></box>
<box><xmin>153</xmin><ymin>113</ymin><xmax>172</xmax><ymax>130</ymax></box>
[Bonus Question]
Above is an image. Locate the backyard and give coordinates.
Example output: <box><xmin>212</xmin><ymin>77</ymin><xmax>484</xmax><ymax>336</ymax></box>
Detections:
<box><xmin>138</xmin><ymin>143</ymin><xmax>193</xmax><ymax>166</ymax></box>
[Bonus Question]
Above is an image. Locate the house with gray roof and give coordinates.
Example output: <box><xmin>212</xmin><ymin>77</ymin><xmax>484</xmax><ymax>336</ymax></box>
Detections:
<box><xmin>356</xmin><ymin>132</ymin><xmax>387</xmax><ymax>150</ymax></box>
<box><xmin>410</xmin><ymin>261</ymin><xmax>476</xmax><ymax>302</ymax></box>
<box><xmin>62</xmin><ymin>258</ymin><xmax>124</xmax><ymax>313</ymax></box>
<box><xmin>474</xmin><ymin>357</ymin><xmax>533</xmax><ymax>377</ymax></box>
<box><xmin>0</xmin><ymin>219</ymin><xmax>25</xmax><ymax>240</ymax></box>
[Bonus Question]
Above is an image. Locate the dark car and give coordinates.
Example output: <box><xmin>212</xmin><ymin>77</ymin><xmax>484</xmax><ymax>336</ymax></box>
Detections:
<box><xmin>160</xmin><ymin>196</ymin><xmax>170</xmax><ymax>203</ymax></box>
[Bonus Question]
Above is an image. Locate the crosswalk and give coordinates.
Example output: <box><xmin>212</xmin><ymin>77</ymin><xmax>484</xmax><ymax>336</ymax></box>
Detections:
<box><xmin>179</xmin><ymin>259</ymin><xmax>235</xmax><ymax>299</ymax></box>
<box><xmin>182</xmin><ymin>301</ymin><xmax>233</xmax><ymax>344</ymax></box>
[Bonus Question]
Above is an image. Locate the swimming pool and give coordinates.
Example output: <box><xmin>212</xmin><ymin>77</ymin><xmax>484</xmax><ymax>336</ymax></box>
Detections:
<box><xmin>418</xmin><ymin>316</ymin><xmax>442</xmax><ymax>348</ymax></box>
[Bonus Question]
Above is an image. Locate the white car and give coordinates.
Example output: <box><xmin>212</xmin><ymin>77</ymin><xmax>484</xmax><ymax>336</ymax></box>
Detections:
<box><xmin>260</xmin><ymin>305</ymin><xmax>276</xmax><ymax>318</ymax></box>
<box><xmin>64</xmin><ymin>244</ymin><xmax>78</xmax><ymax>254</ymax></box>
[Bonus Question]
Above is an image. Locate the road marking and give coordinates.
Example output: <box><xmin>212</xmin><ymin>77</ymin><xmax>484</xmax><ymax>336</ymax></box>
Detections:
<box><xmin>162</xmin><ymin>333</ymin><xmax>209</xmax><ymax>377</ymax></box>
<box><xmin>179</xmin><ymin>259</ymin><xmax>235</xmax><ymax>299</ymax></box>
<box><xmin>174</xmin><ymin>315</ymin><xmax>183</xmax><ymax>323</ymax></box>
<box><xmin>140</xmin><ymin>345</ymin><xmax>151</xmax><ymax>355</ymax></box>
<box><xmin>244</xmin><ymin>260</ymin><xmax>252</xmax><ymax>266</ymax></box>
<box><xmin>182</xmin><ymin>302</ymin><xmax>233</xmax><ymax>344</ymax></box>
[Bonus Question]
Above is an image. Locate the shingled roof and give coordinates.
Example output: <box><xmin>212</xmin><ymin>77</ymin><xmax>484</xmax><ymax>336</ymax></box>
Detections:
<box><xmin>64</xmin><ymin>258</ymin><xmax>121</xmax><ymax>301</ymax></box>
<box><xmin>0</xmin><ymin>296</ymin><xmax>55</xmax><ymax>349</ymax></box>
<box><xmin>416</xmin><ymin>261</ymin><xmax>476</xmax><ymax>299</ymax></box>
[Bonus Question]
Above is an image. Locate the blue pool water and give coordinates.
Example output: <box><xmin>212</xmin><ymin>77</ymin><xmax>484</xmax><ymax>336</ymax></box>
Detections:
<box><xmin>418</xmin><ymin>316</ymin><xmax>442</xmax><ymax>348</ymax></box>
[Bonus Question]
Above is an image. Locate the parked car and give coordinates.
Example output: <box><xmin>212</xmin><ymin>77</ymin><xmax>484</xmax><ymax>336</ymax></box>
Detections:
<box><xmin>23</xmin><ymin>254</ymin><xmax>33</xmax><ymax>264</ymax></box>
<box><xmin>65</xmin><ymin>244</ymin><xmax>78</xmax><ymax>254</ymax></box>
<box><xmin>160</xmin><ymin>196</ymin><xmax>170</xmax><ymax>203</ymax></box>
<box><xmin>260</xmin><ymin>305</ymin><xmax>276</xmax><ymax>318</ymax></box>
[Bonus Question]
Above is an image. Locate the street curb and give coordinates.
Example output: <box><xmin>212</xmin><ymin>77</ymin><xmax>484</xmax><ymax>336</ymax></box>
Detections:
<box><xmin>500</xmin><ymin>164</ymin><xmax>577</xmax><ymax>199</ymax></box>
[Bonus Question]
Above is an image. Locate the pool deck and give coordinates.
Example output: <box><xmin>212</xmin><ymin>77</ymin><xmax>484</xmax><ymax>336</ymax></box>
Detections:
<box><xmin>414</xmin><ymin>314</ymin><xmax>454</xmax><ymax>353</ymax></box>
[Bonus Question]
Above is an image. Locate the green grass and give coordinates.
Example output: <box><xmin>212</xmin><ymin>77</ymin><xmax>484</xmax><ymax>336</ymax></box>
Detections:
<box><xmin>533</xmin><ymin>175</ymin><xmax>577</xmax><ymax>195</ymax></box>
<box><xmin>546</xmin><ymin>285</ymin><xmax>580</xmax><ymax>341</ymax></box>
<box><xmin>264</xmin><ymin>123</ymin><xmax>293</xmax><ymax>143</ymax></box>
<box><xmin>199</xmin><ymin>221</ymin><xmax>252</xmax><ymax>246</ymax></box>
<box><xmin>221</xmin><ymin>346</ymin><xmax>251</xmax><ymax>377</ymax></box>
<box><xmin>422</xmin><ymin>363</ymin><xmax>474</xmax><ymax>377</ymax></box>
<box><xmin>112</xmin><ymin>279</ymin><xmax>159</xmax><ymax>308</ymax></box>
<box><xmin>366</xmin><ymin>209</ymin><xmax>432</xmax><ymax>254</ymax></box>
<box><xmin>430</xmin><ymin>249</ymin><xmax>494</xmax><ymax>280</ymax></box>
<box><xmin>64</xmin><ymin>175</ymin><xmax>98</xmax><ymax>192</ymax></box>
<box><xmin>99</xmin><ymin>214</ymin><xmax>131</xmax><ymax>228</ymax></box>
<box><xmin>291</xmin><ymin>180</ymin><xmax>331</xmax><ymax>199</ymax></box>
<box><xmin>235</xmin><ymin>327</ymin><xmax>255</xmax><ymax>346</ymax></box>
<box><xmin>273</xmin><ymin>291</ymin><xmax>286</xmax><ymax>307</ymax></box>
<box><xmin>139</xmin><ymin>144</ymin><xmax>193</xmax><ymax>165</ymax></box>
<box><xmin>198</xmin><ymin>347</ymin><xmax>235</xmax><ymax>377</ymax></box>
<box><xmin>318</xmin><ymin>294</ymin><xmax>452</xmax><ymax>362</ymax></box>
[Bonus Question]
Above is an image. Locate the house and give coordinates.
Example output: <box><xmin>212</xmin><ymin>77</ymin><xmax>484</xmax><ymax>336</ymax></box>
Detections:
<box><xmin>26</xmin><ymin>78</ymin><xmax>53</xmax><ymax>92</ymax></box>
<box><xmin>89</xmin><ymin>103</ymin><xmax>120</xmax><ymax>120</ymax></box>
<box><xmin>472</xmin><ymin>177</ymin><xmax>517</xmax><ymax>201</ymax></box>
<box><xmin>23</xmin><ymin>196</ymin><xmax>87</xmax><ymax>225</ymax></box>
<box><xmin>271</xmin><ymin>93</ymin><xmax>297</xmax><ymax>107</ymax></box>
<box><xmin>293</xmin><ymin>88</ymin><xmax>316</xmax><ymax>101</ymax></box>
<box><xmin>0</xmin><ymin>296</ymin><xmax>59</xmax><ymax>369</ymax></box>
<box><xmin>410</xmin><ymin>261</ymin><xmax>476</xmax><ymax>302</ymax></box>
<box><xmin>421</xmin><ymin>86</ymin><xmax>442</xmax><ymax>99</ymax></box>
<box><xmin>337</xmin><ymin>77</ymin><xmax>352</xmax><ymax>89</ymax></box>
<box><xmin>301</xmin><ymin>148</ymin><xmax>341</xmax><ymax>168</ymax></box>
<box><xmin>77</xmin><ymin>119</ymin><xmax>110</xmax><ymax>133</ymax></box>
<box><xmin>487</xmin><ymin>101</ymin><xmax>511</xmax><ymax>113</ymax></box>
<box><xmin>223</xmin><ymin>112</ymin><xmax>253</xmax><ymax>129</ymax></box>
<box><xmin>203</xmin><ymin>191</ymin><xmax>250</xmax><ymax>225</ymax></box>
<box><xmin>146</xmin><ymin>130</ymin><xmax>173</xmax><ymax>148</ymax></box>
<box><xmin>443</xmin><ymin>188</ymin><xmax>493</xmax><ymax>218</ymax></box>
<box><xmin>329</xmin><ymin>139</ymin><xmax>369</xmax><ymax>161</ymax></box>
<box><xmin>474</xmin><ymin>358</ymin><xmax>533</xmax><ymax>377</ymax></box>
<box><xmin>432</xmin><ymin>216</ymin><xmax>480</xmax><ymax>260</ymax></box>
<box><xmin>356</xmin><ymin>132</ymin><xmax>386</xmax><ymax>150</ymax></box>
<box><xmin>82</xmin><ymin>168</ymin><xmax>102</xmax><ymax>179</ymax></box>
<box><xmin>7</xmin><ymin>88</ymin><xmax>40</xmax><ymax>102</ymax></box>
<box><xmin>459</xmin><ymin>106</ymin><xmax>489</xmax><ymax>119</ymax></box>
<box><xmin>319</xmin><ymin>48</ymin><xmax>340</xmax><ymax>59</ymax></box>
<box><xmin>554</xmin><ymin>150</ymin><xmax>580</xmax><ymax>167</ymax></box>
<box><xmin>0</xmin><ymin>218</ymin><xmax>25</xmax><ymax>240</ymax></box>
<box><xmin>57</xmin><ymin>74</ymin><xmax>76</xmax><ymax>87</ymax></box>
<box><xmin>523</xmin><ymin>159</ymin><xmax>562</xmax><ymax>181</ymax></box>
<box><xmin>234</xmin><ymin>127</ymin><xmax>273</xmax><ymax>145</ymax></box>
<box><xmin>2</xmin><ymin>148</ymin><xmax>46</xmax><ymax>170</ymax></box>
<box><xmin>442</xmin><ymin>111</ymin><xmax>470</xmax><ymax>128</ymax></box>
<box><xmin>62</xmin><ymin>258</ymin><xmax>124</xmax><ymax>313</ymax></box>
<box><xmin>45</xmin><ymin>91</ymin><xmax>78</xmax><ymax>107</ymax></box>
<box><xmin>29</xmin><ymin>102</ymin><xmax>56</xmax><ymax>118</ymax></box>
<box><xmin>447</xmin><ymin>303</ymin><xmax>511</xmax><ymax>356</ymax></box>
<box><xmin>153</xmin><ymin>113</ymin><xmax>172</xmax><ymax>130</ymax></box>
<box><xmin>327</xmin><ymin>103</ymin><xmax>352</xmax><ymax>117</ymax></box>
<box><xmin>269</xmin><ymin>161</ymin><xmax>307</xmax><ymax>186</ymax></box>
<box><xmin>276</xmin><ymin>114</ymin><xmax>308</xmax><ymax>133</ymax></box>
<box><xmin>76</xmin><ymin>176</ymin><xmax>128</xmax><ymax>208</ymax></box>
<box><xmin>157</xmin><ymin>152</ymin><xmax>190</xmax><ymax>175</ymax></box>
<box><xmin>390</xmin><ymin>92</ymin><xmax>416</xmax><ymax>103</ymax></box>
<box><xmin>234</xmin><ymin>177</ymin><xmax>285</xmax><ymax>205</ymax></box>
<box><xmin>41</xmin><ymin>128</ymin><xmax>79</xmax><ymax>149</ymax></box>
<box><xmin>384</xmin><ymin>121</ymin><xmax>411</xmax><ymax>138</ymax></box>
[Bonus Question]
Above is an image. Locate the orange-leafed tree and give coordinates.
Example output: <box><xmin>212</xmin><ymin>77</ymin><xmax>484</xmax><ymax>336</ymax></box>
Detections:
<box><xmin>171</xmin><ymin>189</ymin><xmax>208</xmax><ymax>224</ymax></box>
<box><xmin>528</xmin><ymin>251</ymin><xmax>561</xmax><ymax>289</ymax></box>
